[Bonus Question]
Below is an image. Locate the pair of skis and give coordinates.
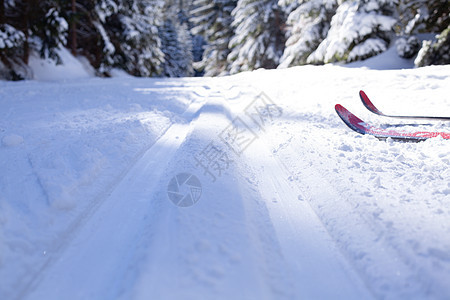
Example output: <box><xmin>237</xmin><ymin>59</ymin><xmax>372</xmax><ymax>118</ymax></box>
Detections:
<box><xmin>336</xmin><ymin>91</ymin><xmax>450</xmax><ymax>142</ymax></box>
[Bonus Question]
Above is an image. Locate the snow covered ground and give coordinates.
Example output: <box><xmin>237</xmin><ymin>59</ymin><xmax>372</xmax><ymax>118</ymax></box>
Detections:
<box><xmin>0</xmin><ymin>53</ymin><xmax>449</xmax><ymax>299</ymax></box>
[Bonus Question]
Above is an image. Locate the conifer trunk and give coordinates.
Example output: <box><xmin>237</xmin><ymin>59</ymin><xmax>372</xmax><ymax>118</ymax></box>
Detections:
<box><xmin>70</xmin><ymin>0</ymin><xmax>77</xmax><ymax>56</ymax></box>
<box><xmin>0</xmin><ymin>0</ymin><xmax>5</xmax><ymax>25</ymax></box>
<box><xmin>22</xmin><ymin>0</ymin><xmax>30</xmax><ymax>64</ymax></box>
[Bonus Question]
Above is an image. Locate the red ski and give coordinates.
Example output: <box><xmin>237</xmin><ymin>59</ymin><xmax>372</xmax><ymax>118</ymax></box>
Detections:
<box><xmin>360</xmin><ymin>90</ymin><xmax>450</xmax><ymax>121</ymax></box>
<box><xmin>335</xmin><ymin>104</ymin><xmax>450</xmax><ymax>142</ymax></box>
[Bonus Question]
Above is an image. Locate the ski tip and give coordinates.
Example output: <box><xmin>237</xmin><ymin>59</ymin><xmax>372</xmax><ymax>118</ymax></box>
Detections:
<box><xmin>335</xmin><ymin>104</ymin><xmax>352</xmax><ymax>119</ymax></box>
<box><xmin>359</xmin><ymin>90</ymin><xmax>370</xmax><ymax>101</ymax></box>
<box><xmin>335</xmin><ymin>104</ymin><xmax>350</xmax><ymax>116</ymax></box>
<box><xmin>335</xmin><ymin>104</ymin><xmax>368</xmax><ymax>135</ymax></box>
<box><xmin>359</xmin><ymin>90</ymin><xmax>382</xmax><ymax>115</ymax></box>
<box><xmin>359</xmin><ymin>90</ymin><xmax>368</xmax><ymax>99</ymax></box>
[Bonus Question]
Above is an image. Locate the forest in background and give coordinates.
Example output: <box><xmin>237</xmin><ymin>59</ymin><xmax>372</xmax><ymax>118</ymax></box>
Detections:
<box><xmin>0</xmin><ymin>0</ymin><xmax>449</xmax><ymax>80</ymax></box>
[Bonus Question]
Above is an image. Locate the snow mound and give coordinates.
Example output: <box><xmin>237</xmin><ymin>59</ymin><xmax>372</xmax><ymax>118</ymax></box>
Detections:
<box><xmin>28</xmin><ymin>47</ymin><xmax>95</xmax><ymax>81</ymax></box>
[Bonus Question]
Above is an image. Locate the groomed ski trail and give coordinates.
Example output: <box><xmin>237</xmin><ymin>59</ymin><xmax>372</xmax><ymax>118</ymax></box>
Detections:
<box><xmin>5</xmin><ymin>65</ymin><xmax>448</xmax><ymax>300</ymax></box>
<box><xmin>22</xmin><ymin>85</ymin><xmax>210</xmax><ymax>300</ymax></box>
<box><xmin>23</xmin><ymin>83</ymin><xmax>374</xmax><ymax>300</ymax></box>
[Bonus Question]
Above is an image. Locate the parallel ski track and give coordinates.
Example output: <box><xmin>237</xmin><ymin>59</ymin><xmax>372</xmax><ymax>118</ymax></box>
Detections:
<box><xmin>240</xmin><ymin>136</ymin><xmax>375</xmax><ymax>299</ymax></box>
<box><xmin>217</xmin><ymin>90</ymin><xmax>375</xmax><ymax>299</ymax></box>
<box><xmin>18</xmin><ymin>88</ymin><xmax>209</xmax><ymax>300</ymax></box>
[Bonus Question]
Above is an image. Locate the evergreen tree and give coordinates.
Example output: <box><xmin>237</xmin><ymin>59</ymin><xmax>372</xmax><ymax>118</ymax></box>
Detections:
<box><xmin>228</xmin><ymin>0</ymin><xmax>285</xmax><ymax>74</ymax></box>
<box><xmin>278</xmin><ymin>0</ymin><xmax>337</xmax><ymax>68</ymax></box>
<box><xmin>59</xmin><ymin>0</ymin><xmax>110</xmax><ymax>73</ymax></box>
<box><xmin>105</xmin><ymin>0</ymin><xmax>165</xmax><ymax>76</ymax></box>
<box><xmin>0</xmin><ymin>24</ymin><xmax>26</xmax><ymax>80</ymax></box>
<box><xmin>399</xmin><ymin>0</ymin><xmax>449</xmax><ymax>35</ymax></box>
<box><xmin>159</xmin><ymin>0</ymin><xmax>194</xmax><ymax>77</ymax></box>
<box><xmin>92</xmin><ymin>0</ymin><xmax>118</xmax><ymax>72</ymax></box>
<box><xmin>308</xmin><ymin>0</ymin><xmax>398</xmax><ymax>64</ymax></box>
<box><xmin>190</xmin><ymin>0</ymin><xmax>237</xmax><ymax>76</ymax></box>
<box><xmin>34</xmin><ymin>3</ymin><xmax>68</xmax><ymax>63</ymax></box>
<box><xmin>415</xmin><ymin>25</ymin><xmax>450</xmax><ymax>66</ymax></box>
<box><xmin>159</xmin><ymin>18</ymin><xmax>194</xmax><ymax>77</ymax></box>
<box><xmin>0</xmin><ymin>0</ymin><xmax>67</xmax><ymax>80</ymax></box>
<box><xmin>61</xmin><ymin>0</ymin><xmax>165</xmax><ymax>77</ymax></box>
<box><xmin>1</xmin><ymin>1</ymin><xmax>25</xmax><ymax>79</ymax></box>
<box><xmin>398</xmin><ymin>0</ymin><xmax>449</xmax><ymax>66</ymax></box>
<box><xmin>395</xmin><ymin>35</ymin><xmax>420</xmax><ymax>59</ymax></box>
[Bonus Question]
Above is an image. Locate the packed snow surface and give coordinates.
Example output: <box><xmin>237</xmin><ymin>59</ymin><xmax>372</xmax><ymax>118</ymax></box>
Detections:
<box><xmin>0</xmin><ymin>63</ymin><xmax>449</xmax><ymax>299</ymax></box>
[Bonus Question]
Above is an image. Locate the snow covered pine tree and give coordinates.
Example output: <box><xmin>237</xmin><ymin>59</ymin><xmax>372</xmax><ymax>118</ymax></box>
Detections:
<box><xmin>0</xmin><ymin>20</ymin><xmax>26</xmax><ymax>79</ymax></box>
<box><xmin>0</xmin><ymin>0</ymin><xmax>67</xmax><ymax>79</ymax></box>
<box><xmin>415</xmin><ymin>26</ymin><xmax>450</xmax><ymax>66</ymax></box>
<box><xmin>308</xmin><ymin>0</ymin><xmax>397</xmax><ymax>64</ymax></box>
<box><xmin>398</xmin><ymin>0</ymin><xmax>450</xmax><ymax>66</ymax></box>
<box><xmin>159</xmin><ymin>18</ymin><xmax>194</xmax><ymax>77</ymax></box>
<box><xmin>158</xmin><ymin>0</ymin><xmax>194</xmax><ymax>77</ymax></box>
<box><xmin>278</xmin><ymin>0</ymin><xmax>337</xmax><ymax>68</ymax></box>
<box><xmin>105</xmin><ymin>0</ymin><xmax>166</xmax><ymax>76</ymax></box>
<box><xmin>190</xmin><ymin>0</ymin><xmax>237</xmax><ymax>76</ymax></box>
<box><xmin>228</xmin><ymin>0</ymin><xmax>285</xmax><ymax>73</ymax></box>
